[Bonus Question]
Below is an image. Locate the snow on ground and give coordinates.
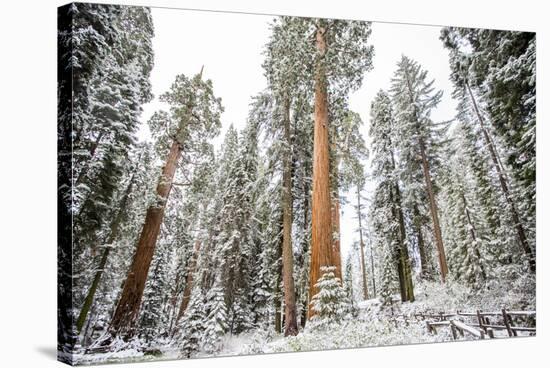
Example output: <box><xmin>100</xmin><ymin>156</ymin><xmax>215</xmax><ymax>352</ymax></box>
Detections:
<box><xmin>72</xmin><ymin>271</ymin><xmax>535</xmax><ymax>365</ymax></box>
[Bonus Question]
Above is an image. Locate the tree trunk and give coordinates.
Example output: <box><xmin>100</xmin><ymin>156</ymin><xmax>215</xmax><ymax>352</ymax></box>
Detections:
<box><xmin>403</xmin><ymin>67</ymin><xmax>448</xmax><ymax>282</ymax></box>
<box><xmin>175</xmin><ymin>240</ymin><xmax>202</xmax><ymax>323</ymax></box>
<box><xmin>109</xmin><ymin>140</ymin><xmax>181</xmax><ymax>337</ymax></box>
<box><xmin>308</xmin><ymin>23</ymin><xmax>334</xmax><ymax>319</ymax></box>
<box><xmin>76</xmin><ymin>174</ymin><xmax>135</xmax><ymax>333</ymax></box>
<box><xmin>418</xmin><ymin>138</ymin><xmax>448</xmax><ymax>282</ymax></box>
<box><xmin>413</xmin><ymin>205</ymin><xmax>429</xmax><ymax>278</ymax></box>
<box><xmin>330</xmin><ymin>124</ymin><xmax>342</xmax><ymax>282</ymax></box>
<box><xmin>356</xmin><ymin>185</ymin><xmax>369</xmax><ymax>300</ymax></box>
<box><xmin>390</xmin><ymin>140</ymin><xmax>414</xmax><ymax>301</ymax></box>
<box><xmin>281</xmin><ymin>95</ymin><xmax>298</xmax><ymax>336</ymax></box>
<box><xmin>465</xmin><ymin>82</ymin><xmax>535</xmax><ymax>272</ymax></box>
<box><xmin>167</xmin><ymin>272</ymin><xmax>182</xmax><ymax>335</ymax></box>
<box><xmin>274</xmin><ymin>213</ymin><xmax>283</xmax><ymax>333</ymax></box>
<box><xmin>75</xmin><ymin>130</ymin><xmax>105</xmax><ymax>188</ymax></box>
<box><xmin>367</xmin><ymin>235</ymin><xmax>377</xmax><ymax>297</ymax></box>
<box><xmin>392</xmin><ymin>183</ymin><xmax>414</xmax><ymax>302</ymax></box>
<box><xmin>461</xmin><ymin>193</ymin><xmax>487</xmax><ymax>280</ymax></box>
<box><xmin>331</xmin><ymin>186</ymin><xmax>343</xmax><ymax>281</ymax></box>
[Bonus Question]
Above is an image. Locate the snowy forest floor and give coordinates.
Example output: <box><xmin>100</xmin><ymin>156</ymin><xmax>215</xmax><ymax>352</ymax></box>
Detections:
<box><xmin>73</xmin><ymin>266</ymin><xmax>535</xmax><ymax>365</ymax></box>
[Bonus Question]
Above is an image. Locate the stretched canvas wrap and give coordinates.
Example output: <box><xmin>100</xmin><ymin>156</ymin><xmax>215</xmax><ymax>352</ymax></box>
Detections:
<box><xmin>57</xmin><ymin>2</ymin><xmax>537</xmax><ymax>365</ymax></box>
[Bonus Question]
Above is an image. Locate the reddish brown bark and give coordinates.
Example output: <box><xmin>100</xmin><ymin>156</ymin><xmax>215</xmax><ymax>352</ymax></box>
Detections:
<box><xmin>308</xmin><ymin>24</ymin><xmax>334</xmax><ymax>319</ymax></box>
<box><xmin>109</xmin><ymin>140</ymin><xmax>182</xmax><ymax>336</ymax></box>
<box><xmin>176</xmin><ymin>240</ymin><xmax>202</xmax><ymax>323</ymax></box>
<box><xmin>281</xmin><ymin>95</ymin><xmax>298</xmax><ymax>336</ymax></box>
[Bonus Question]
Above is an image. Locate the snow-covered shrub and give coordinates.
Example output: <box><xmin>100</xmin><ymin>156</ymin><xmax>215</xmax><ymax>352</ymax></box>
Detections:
<box><xmin>266</xmin><ymin>318</ymin><xmax>448</xmax><ymax>353</ymax></box>
<box><xmin>241</xmin><ymin>328</ymin><xmax>276</xmax><ymax>354</ymax></box>
<box><xmin>308</xmin><ymin>266</ymin><xmax>350</xmax><ymax>330</ymax></box>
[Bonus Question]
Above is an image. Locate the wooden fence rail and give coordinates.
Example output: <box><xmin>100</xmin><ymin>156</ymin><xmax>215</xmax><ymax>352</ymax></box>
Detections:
<box><xmin>390</xmin><ymin>308</ymin><xmax>535</xmax><ymax>340</ymax></box>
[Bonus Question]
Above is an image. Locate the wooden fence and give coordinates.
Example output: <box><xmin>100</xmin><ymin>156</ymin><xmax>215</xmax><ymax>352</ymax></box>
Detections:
<box><xmin>407</xmin><ymin>309</ymin><xmax>536</xmax><ymax>339</ymax></box>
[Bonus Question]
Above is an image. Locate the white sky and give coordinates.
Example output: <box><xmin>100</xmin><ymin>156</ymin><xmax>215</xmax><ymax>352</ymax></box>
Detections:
<box><xmin>139</xmin><ymin>7</ymin><xmax>459</xmax><ymax>262</ymax></box>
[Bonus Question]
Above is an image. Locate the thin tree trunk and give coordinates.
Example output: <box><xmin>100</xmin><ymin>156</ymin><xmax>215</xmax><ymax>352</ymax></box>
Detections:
<box><xmin>76</xmin><ymin>174</ymin><xmax>135</xmax><ymax>333</ymax></box>
<box><xmin>330</xmin><ymin>125</ymin><xmax>343</xmax><ymax>281</ymax></box>
<box><xmin>274</xmin><ymin>213</ymin><xmax>283</xmax><ymax>333</ymax></box>
<box><xmin>281</xmin><ymin>95</ymin><xmax>298</xmax><ymax>336</ymax></box>
<box><xmin>167</xmin><ymin>272</ymin><xmax>181</xmax><ymax>335</ymax></box>
<box><xmin>109</xmin><ymin>140</ymin><xmax>182</xmax><ymax>336</ymax></box>
<box><xmin>367</xmin><ymin>235</ymin><xmax>376</xmax><ymax>297</ymax></box>
<box><xmin>418</xmin><ymin>138</ymin><xmax>448</xmax><ymax>282</ymax></box>
<box><xmin>308</xmin><ymin>23</ymin><xmax>334</xmax><ymax>319</ymax></box>
<box><xmin>465</xmin><ymin>82</ymin><xmax>535</xmax><ymax>272</ymax></box>
<box><xmin>413</xmin><ymin>205</ymin><xmax>429</xmax><ymax>278</ymax></box>
<box><xmin>403</xmin><ymin>67</ymin><xmax>448</xmax><ymax>282</ymax></box>
<box><xmin>75</xmin><ymin>131</ymin><xmax>105</xmax><ymax>187</ymax></box>
<box><xmin>175</xmin><ymin>240</ymin><xmax>202</xmax><ymax>323</ymax></box>
<box><xmin>461</xmin><ymin>193</ymin><xmax>487</xmax><ymax>280</ymax></box>
<box><xmin>356</xmin><ymin>185</ymin><xmax>369</xmax><ymax>300</ymax></box>
<box><xmin>331</xmin><ymin>186</ymin><xmax>343</xmax><ymax>281</ymax></box>
<box><xmin>300</xmin><ymin>172</ymin><xmax>310</xmax><ymax>329</ymax></box>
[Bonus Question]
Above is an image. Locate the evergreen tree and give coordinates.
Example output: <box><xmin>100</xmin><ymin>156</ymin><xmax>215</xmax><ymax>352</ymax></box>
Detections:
<box><xmin>441</xmin><ymin>28</ymin><xmax>535</xmax><ymax>272</ymax></box>
<box><xmin>109</xmin><ymin>69</ymin><xmax>222</xmax><ymax>338</ymax></box>
<box><xmin>369</xmin><ymin>90</ymin><xmax>414</xmax><ymax>302</ymax></box>
<box><xmin>309</xmin><ymin>266</ymin><xmax>350</xmax><ymax>329</ymax></box>
<box><xmin>202</xmin><ymin>284</ymin><xmax>228</xmax><ymax>354</ymax></box>
<box><xmin>343</xmin><ymin>255</ymin><xmax>358</xmax><ymax>317</ymax></box>
<box><xmin>390</xmin><ymin>56</ymin><xmax>448</xmax><ymax>282</ymax></box>
<box><xmin>440</xmin><ymin>126</ymin><xmax>491</xmax><ymax>287</ymax></box>
<box><xmin>308</xmin><ymin>18</ymin><xmax>374</xmax><ymax>318</ymax></box>
<box><xmin>179</xmin><ymin>288</ymin><xmax>206</xmax><ymax>358</ymax></box>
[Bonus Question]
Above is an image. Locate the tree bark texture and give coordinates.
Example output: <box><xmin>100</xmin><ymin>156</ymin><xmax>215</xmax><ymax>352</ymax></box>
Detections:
<box><xmin>281</xmin><ymin>95</ymin><xmax>298</xmax><ymax>336</ymax></box>
<box><xmin>109</xmin><ymin>140</ymin><xmax>181</xmax><ymax>336</ymax></box>
<box><xmin>413</xmin><ymin>205</ymin><xmax>429</xmax><ymax>278</ymax></box>
<box><xmin>418</xmin><ymin>138</ymin><xmax>449</xmax><ymax>282</ymax></box>
<box><xmin>308</xmin><ymin>24</ymin><xmax>334</xmax><ymax>319</ymax></box>
<box><xmin>176</xmin><ymin>240</ymin><xmax>202</xmax><ymax>323</ymax></box>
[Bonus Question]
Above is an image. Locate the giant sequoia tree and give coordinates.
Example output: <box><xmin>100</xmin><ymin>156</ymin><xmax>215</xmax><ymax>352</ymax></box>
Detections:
<box><xmin>308</xmin><ymin>18</ymin><xmax>373</xmax><ymax>317</ymax></box>
<box><xmin>109</xmin><ymin>70</ymin><xmax>222</xmax><ymax>337</ymax></box>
